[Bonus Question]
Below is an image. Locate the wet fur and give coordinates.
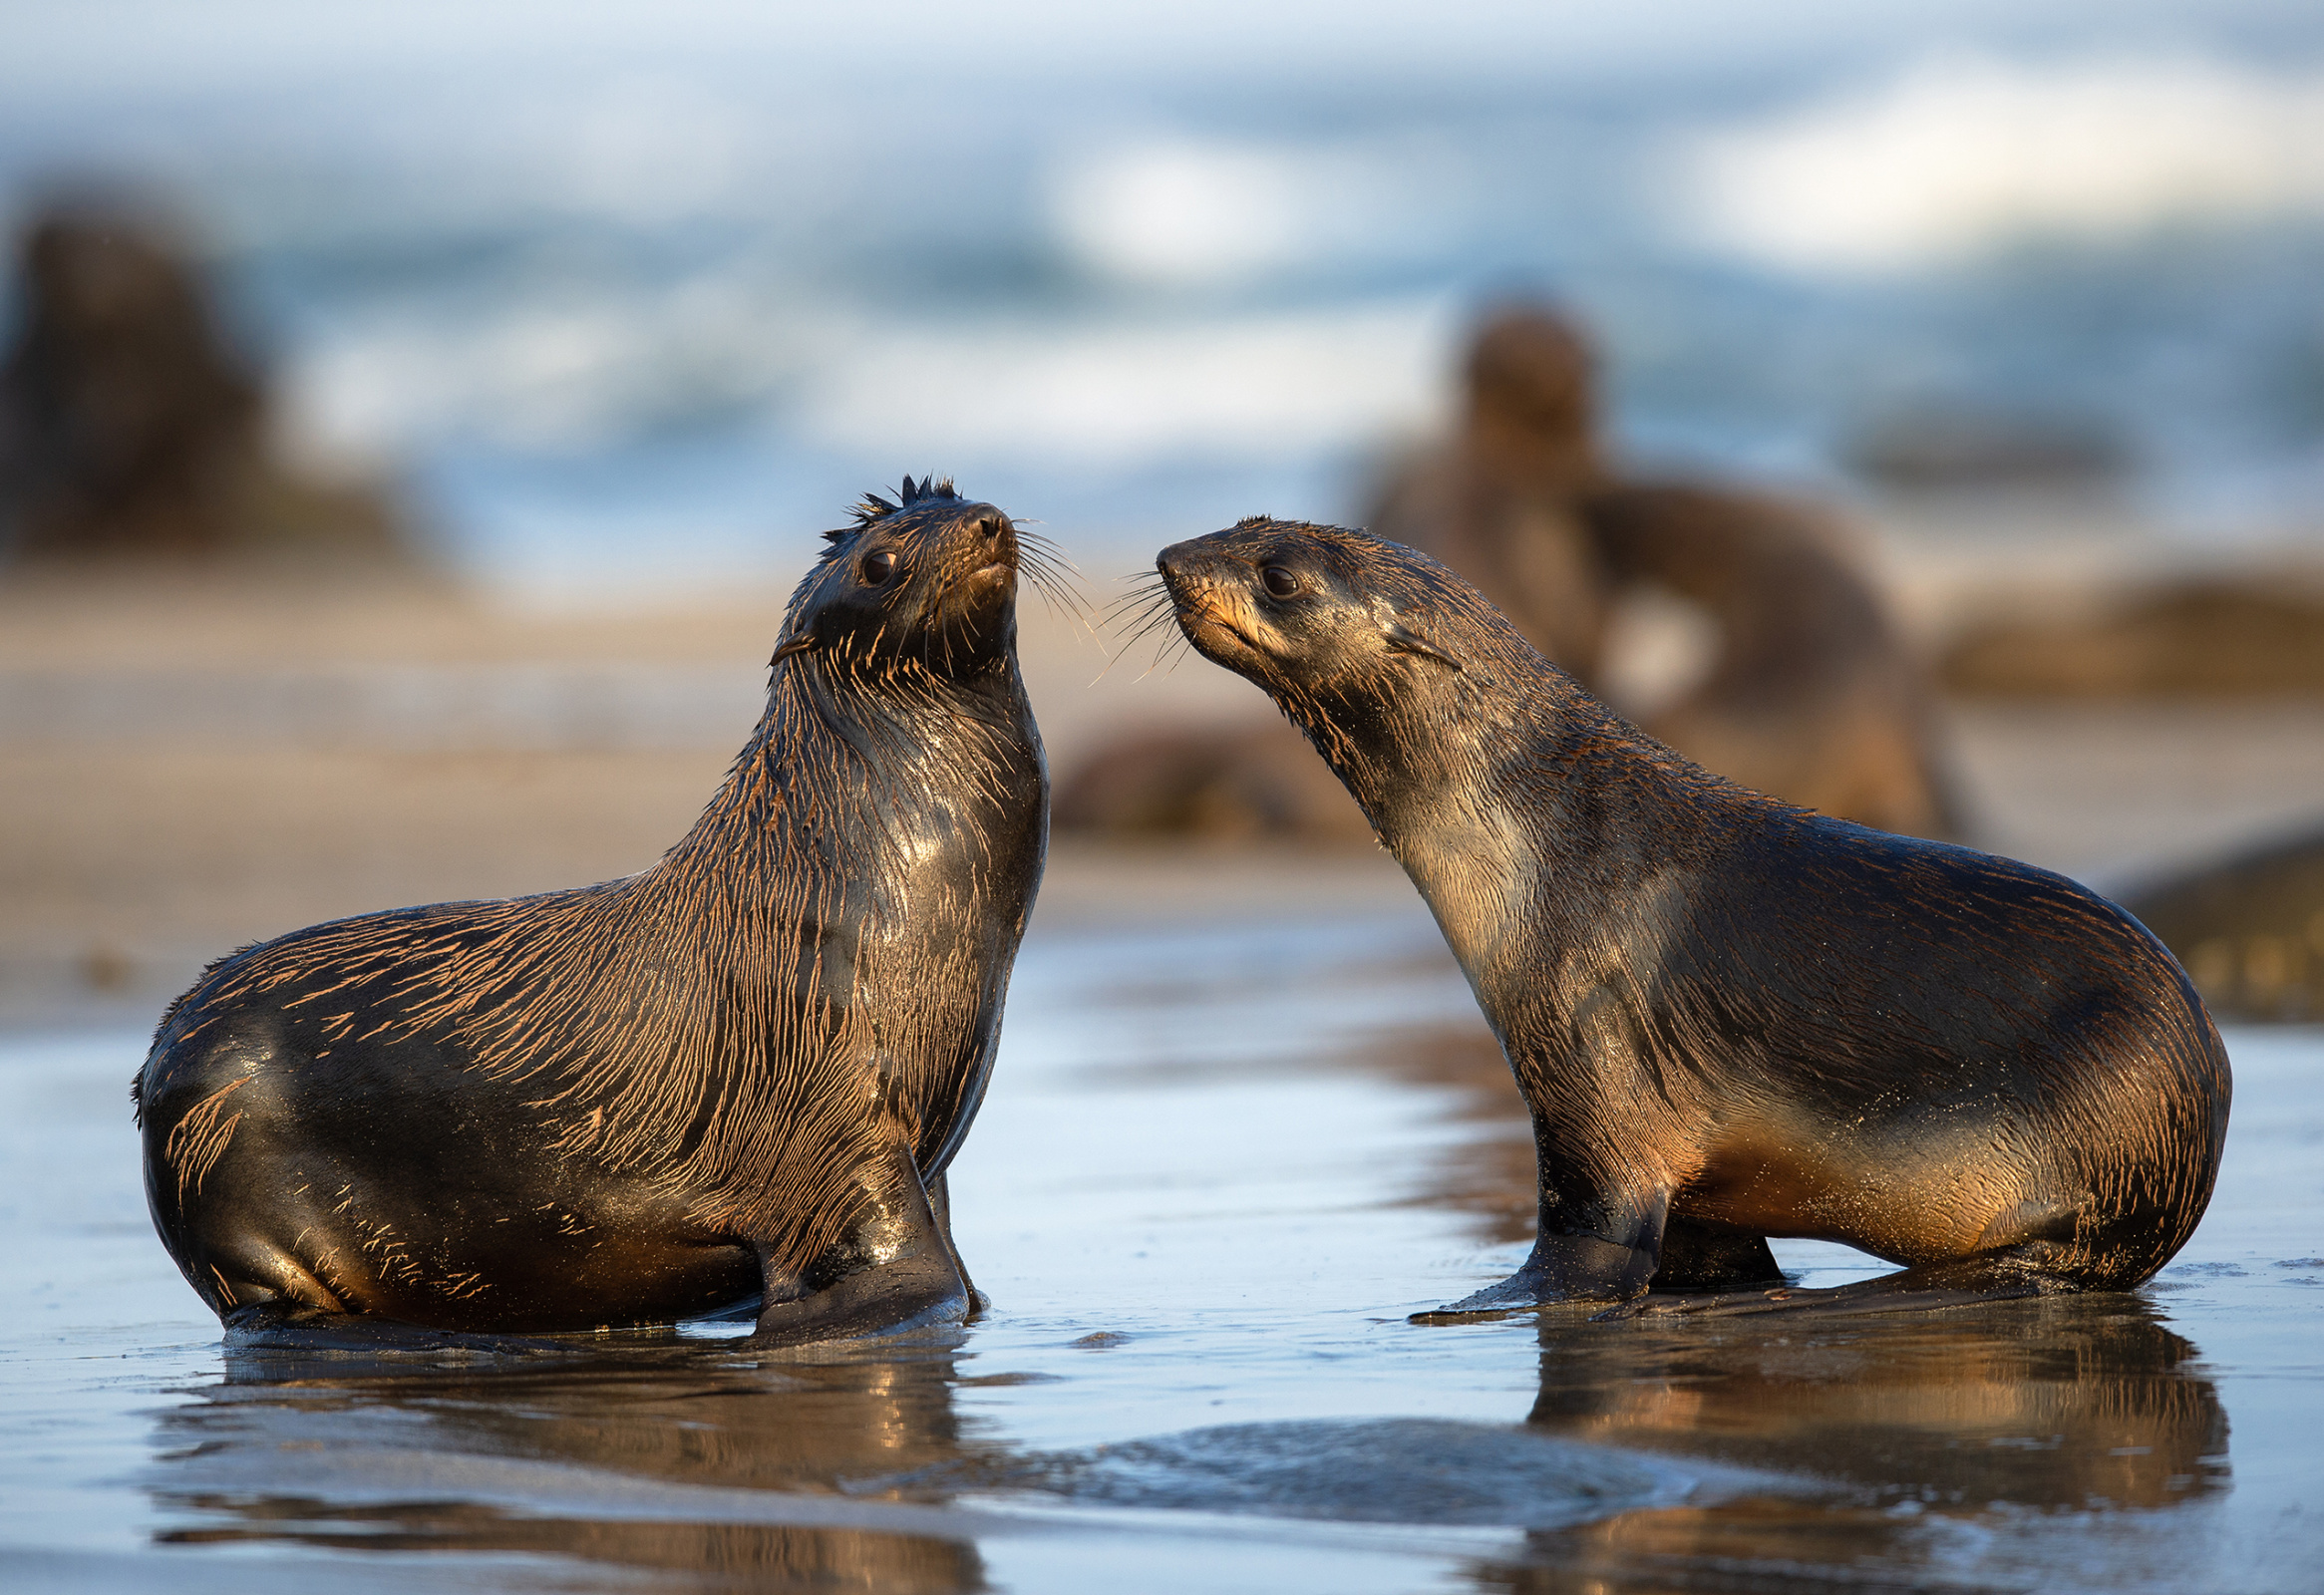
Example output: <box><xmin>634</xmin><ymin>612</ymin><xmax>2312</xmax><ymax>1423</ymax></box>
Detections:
<box><xmin>136</xmin><ymin>479</ymin><xmax>1051</xmax><ymax>1343</ymax></box>
<box><xmin>1153</xmin><ymin>518</ymin><xmax>2228</xmax><ymax>1314</ymax></box>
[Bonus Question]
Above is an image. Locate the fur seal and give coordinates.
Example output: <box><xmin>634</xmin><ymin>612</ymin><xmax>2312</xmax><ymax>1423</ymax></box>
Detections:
<box><xmin>1150</xmin><ymin>518</ymin><xmax>2228</xmax><ymax>1315</ymax></box>
<box><xmin>1364</xmin><ymin>306</ymin><xmax>1613</xmax><ymax>674</ymax></box>
<box><xmin>1582</xmin><ymin>481</ymin><xmax>1963</xmax><ymax>840</ymax></box>
<box><xmin>1367</xmin><ymin>303</ymin><xmax>1961</xmax><ymax>840</ymax></box>
<box><xmin>135</xmin><ymin>478</ymin><xmax>1051</xmax><ymax>1346</ymax></box>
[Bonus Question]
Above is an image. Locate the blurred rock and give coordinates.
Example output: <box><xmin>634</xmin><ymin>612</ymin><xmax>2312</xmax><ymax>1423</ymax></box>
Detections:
<box><xmin>1062</xmin><ymin>303</ymin><xmax>1962</xmax><ymax>844</ymax></box>
<box><xmin>1944</xmin><ymin>579</ymin><xmax>2324</xmax><ymax>698</ymax></box>
<box><xmin>2121</xmin><ymin>828</ymin><xmax>2324</xmax><ymax>1023</ymax></box>
<box><xmin>0</xmin><ymin>196</ymin><xmax>415</xmax><ymax>568</ymax></box>
<box><xmin>1847</xmin><ymin>409</ymin><xmax>2130</xmax><ymax>490</ymax></box>
<box><xmin>1052</xmin><ymin>718</ymin><xmax>1374</xmax><ymax>844</ymax></box>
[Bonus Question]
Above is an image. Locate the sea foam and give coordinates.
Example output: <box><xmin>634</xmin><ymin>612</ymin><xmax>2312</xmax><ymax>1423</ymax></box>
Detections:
<box><xmin>1683</xmin><ymin>53</ymin><xmax>2324</xmax><ymax>274</ymax></box>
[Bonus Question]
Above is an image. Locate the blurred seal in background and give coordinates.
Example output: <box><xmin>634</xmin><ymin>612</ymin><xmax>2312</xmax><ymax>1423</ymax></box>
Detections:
<box><xmin>1061</xmin><ymin>304</ymin><xmax>1961</xmax><ymax>844</ymax></box>
<box><xmin>1582</xmin><ymin>481</ymin><xmax>1960</xmax><ymax>841</ymax></box>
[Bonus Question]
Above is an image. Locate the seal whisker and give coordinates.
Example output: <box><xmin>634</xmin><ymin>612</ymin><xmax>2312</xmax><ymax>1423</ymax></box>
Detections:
<box><xmin>1021</xmin><ymin>554</ymin><xmax>1095</xmax><ymax>635</ymax></box>
<box><xmin>1087</xmin><ymin>572</ymin><xmax>1185</xmax><ymax>683</ymax></box>
<box><xmin>1130</xmin><ymin>622</ymin><xmax>1195</xmax><ymax>681</ymax></box>
<box><xmin>1105</xmin><ymin>579</ymin><xmax>1179</xmax><ymax>638</ymax></box>
<box><xmin>1100</xmin><ymin>573</ymin><xmax>1169</xmax><ymax>621</ymax></box>
<box><xmin>1098</xmin><ymin>619</ymin><xmax>1184</xmax><ymax>684</ymax></box>
<box><xmin>1027</xmin><ymin>555</ymin><xmax>1089</xmax><ymax>618</ymax></box>
<box><xmin>1115</xmin><ymin>598</ymin><xmax>1180</xmax><ymax>646</ymax></box>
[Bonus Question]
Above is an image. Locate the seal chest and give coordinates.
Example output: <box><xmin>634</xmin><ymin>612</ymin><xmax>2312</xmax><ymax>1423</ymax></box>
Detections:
<box><xmin>1150</xmin><ymin>516</ymin><xmax>2229</xmax><ymax>1317</ymax></box>
<box><xmin>135</xmin><ymin>478</ymin><xmax>1053</xmax><ymax>1346</ymax></box>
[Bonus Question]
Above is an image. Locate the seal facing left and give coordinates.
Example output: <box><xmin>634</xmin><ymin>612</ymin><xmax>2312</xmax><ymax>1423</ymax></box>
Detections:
<box><xmin>135</xmin><ymin>478</ymin><xmax>1051</xmax><ymax>1347</ymax></box>
<box><xmin>1149</xmin><ymin>517</ymin><xmax>2227</xmax><ymax>1317</ymax></box>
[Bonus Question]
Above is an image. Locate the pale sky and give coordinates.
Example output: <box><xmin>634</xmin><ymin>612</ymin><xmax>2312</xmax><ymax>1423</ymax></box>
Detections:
<box><xmin>5</xmin><ymin>0</ymin><xmax>2318</xmax><ymax>107</ymax></box>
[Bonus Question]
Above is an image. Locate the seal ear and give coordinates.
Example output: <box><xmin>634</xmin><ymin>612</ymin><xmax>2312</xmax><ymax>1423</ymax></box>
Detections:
<box><xmin>770</xmin><ymin>634</ymin><xmax>817</xmax><ymax>665</ymax></box>
<box><xmin>1383</xmin><ymin>619</ymin><xmax>1463</xmax><ymax>672</ymax></box>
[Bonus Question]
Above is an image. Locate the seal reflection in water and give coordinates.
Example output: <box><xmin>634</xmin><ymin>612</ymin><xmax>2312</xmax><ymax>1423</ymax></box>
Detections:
<box><xmin>135</xmin><ymin>478</ymin><xmax>1051</xmax><ymax>1346</ymax></box>
<box><xmin>1148</xmin><ymin>519</ymin><xmax>2229</xmax><ymax>1316</ymax></box>
<box><xmin>156</xmin><ymin>1343</ymin><xmax>991</xmax><ymax>1589</ymax></box>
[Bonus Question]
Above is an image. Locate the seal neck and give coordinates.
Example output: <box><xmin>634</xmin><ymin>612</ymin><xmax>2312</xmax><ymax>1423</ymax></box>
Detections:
<box><xmin>661</xmin><ymin>642</ymin><xmax>1042</xmax><ymax>900</ymax></box>
<box><xmin>1289</xmin><ymin>648</ymin><xmax>1713</xmax><ymax>988</ymax></box>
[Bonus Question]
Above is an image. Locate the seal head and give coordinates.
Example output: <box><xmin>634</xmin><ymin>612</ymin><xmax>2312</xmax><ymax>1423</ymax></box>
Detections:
<box><xmin>1160</xmin><ymin>515</ymin><xmax>1471</xmax><ymax>683</ymax></box>
<box><xmin>775</xmin><ymin>476</ymin><xmax>1025</xmax><ymax>674</ymax></box>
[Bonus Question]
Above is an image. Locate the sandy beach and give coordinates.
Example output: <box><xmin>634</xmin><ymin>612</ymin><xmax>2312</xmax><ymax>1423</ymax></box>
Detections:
<box><xmin>7</xmin><ymin>566</ymin><xmax>2323</xmax><ymax>1030</ymax></box>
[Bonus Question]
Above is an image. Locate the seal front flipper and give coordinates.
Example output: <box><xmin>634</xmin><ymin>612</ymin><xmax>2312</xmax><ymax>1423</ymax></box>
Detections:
<box><xmin>1410</xmin><ymin>1227</ymin><xmax>1663</xmax><ymax>1323</ymax></box>
<box><xmin>749</xmin><ymin>1152</ymin><xmax>973</xmax><ymax>1350</ymax></box>
<box><xmin>923</xmin><ymin>1169</ymin><xmax>989</xmax><ymax>1315</ymax></box>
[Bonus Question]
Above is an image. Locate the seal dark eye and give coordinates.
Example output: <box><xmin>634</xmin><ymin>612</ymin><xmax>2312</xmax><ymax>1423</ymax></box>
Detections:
<box><xmin>860</xmin><ymin>549</ymin><xmax>896</xmax><ymax>585</ymax></box>
<box><xmin>1260</xmin><ymin>564</ymin><xmax>1300</xmax><ymax>599</ymax></box>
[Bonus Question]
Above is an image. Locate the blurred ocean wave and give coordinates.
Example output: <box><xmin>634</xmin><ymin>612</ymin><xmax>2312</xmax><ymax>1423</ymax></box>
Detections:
<box><xmin>3</xmin><ymin>8</ymin><xmax>2321</xmax><ymax>591</ymax></box>
<box><xmin>1681</xmin><ymin>55</ymin><xmax>2324</xmax><ymax>273</ymax></box>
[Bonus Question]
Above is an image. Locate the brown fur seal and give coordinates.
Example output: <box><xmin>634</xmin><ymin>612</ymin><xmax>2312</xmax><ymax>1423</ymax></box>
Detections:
<box><xmin>1367</xmin><ymin>302</ymin><xmax>1961</xmax><ymax>839</ymax></box>
<box><xmin>1365</xmin><ymin>306</ymin><xmax>1613</xmax><ymax>673</ymax></box>
<box><xmin>1583</xmin><ymin>481</ymin><xmax>1963</xmax><ymax>839</ymax></box>
<box><xmin>135</xmin><ymin>478</ymin><xmax>1050</xmax><ymax>1346</ymax></box>
<box><xmin>1151</xmin><ymin>518</ymin><xmax>2228</xmax><ymax>1315</ymax></box>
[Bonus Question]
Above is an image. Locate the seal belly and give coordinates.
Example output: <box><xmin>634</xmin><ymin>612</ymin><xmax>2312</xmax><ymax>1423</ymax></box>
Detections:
<box><xmin>1674</xmin><ymin>1104</ymin><xmax>2071</xmax><ymax>1269</ymax></box>
<box><xmin>169</xmin><ymin>1111</ymin><xmax>762</xmax><ymax>1331</ymax></box>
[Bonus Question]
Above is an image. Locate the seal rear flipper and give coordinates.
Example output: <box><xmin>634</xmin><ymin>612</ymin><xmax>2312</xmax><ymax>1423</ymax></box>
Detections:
<box><xmin>1595</xmin><ymin>1254</ymin><xmax>2066</xmax><ymax>1322</ymax></box>
<box><xmin>1649</xmin><ymin>1218</ymin><xmax>1786</xmax><ymax>1292</ymax></box>
<box><xmin>747</xmin><ymin>1155</ymin><xmax>974</xmax><ymax>1351</ymax></box>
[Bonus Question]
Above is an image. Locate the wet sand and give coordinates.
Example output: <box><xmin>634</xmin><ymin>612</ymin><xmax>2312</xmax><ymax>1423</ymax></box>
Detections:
<box><xmin>6</xmin><ymin>572</ymin><xmax>2324</xmax><ymax>1591</ymax></box>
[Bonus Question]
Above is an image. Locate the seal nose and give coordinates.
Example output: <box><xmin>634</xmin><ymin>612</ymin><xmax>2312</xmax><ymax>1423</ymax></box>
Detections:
<box><xmin>975</xmin><ymin>513</ymin><xmax>1006</xmax><ymax>542</ymax></box>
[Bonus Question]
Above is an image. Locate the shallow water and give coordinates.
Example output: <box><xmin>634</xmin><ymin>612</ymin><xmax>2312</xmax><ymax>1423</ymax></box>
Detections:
<box><xmin>4</xmin><ymin>903</ymin><xmax>2321</xmax><ymax>1593</ymax></box>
